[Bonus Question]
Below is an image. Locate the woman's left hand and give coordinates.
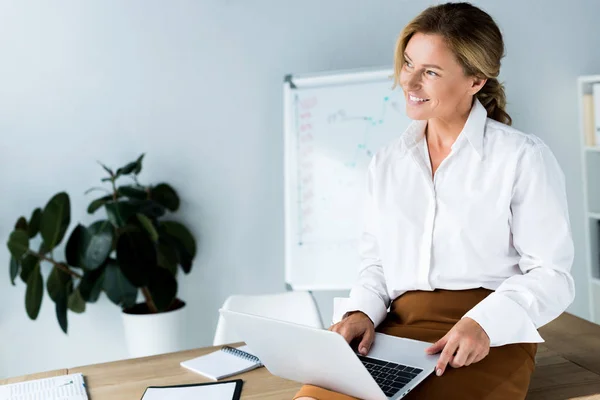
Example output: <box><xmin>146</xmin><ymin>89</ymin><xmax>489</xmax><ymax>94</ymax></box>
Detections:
<box><xmin>424</xmin><ymin>317</ymin><xmax>490</xmax><ymax>376</ymax></box>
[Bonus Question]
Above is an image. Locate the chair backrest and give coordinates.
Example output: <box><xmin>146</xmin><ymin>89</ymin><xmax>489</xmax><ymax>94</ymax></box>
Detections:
<box><xmin>213</xmin><ymin>291</ymin><xmax>324</xmax><ymax>346</ymax></box>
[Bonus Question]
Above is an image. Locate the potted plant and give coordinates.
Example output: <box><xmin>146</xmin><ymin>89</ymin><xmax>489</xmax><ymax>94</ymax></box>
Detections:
<box><xmin>6</xmin><ymin>154</ymin><xmax>197</xmax><ymax>357</ymax></box>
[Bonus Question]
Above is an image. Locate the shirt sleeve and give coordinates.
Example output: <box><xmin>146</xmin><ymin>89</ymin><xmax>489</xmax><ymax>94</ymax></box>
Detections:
<box><xmin>463</xmin><ymin>141</ymin><xmax>576</xmax><ymax>346</ymax></box>
<box><xmin>342</xmin><ymin>157</ymin><xmax>391</xmax><ymax>328</ymax></box>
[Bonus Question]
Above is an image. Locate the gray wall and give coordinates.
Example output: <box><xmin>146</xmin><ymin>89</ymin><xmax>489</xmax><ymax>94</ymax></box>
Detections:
<box><xmin>1</xmin><ymin>0</ymin><xmax>598</xmax><ymax>378</ymax></box>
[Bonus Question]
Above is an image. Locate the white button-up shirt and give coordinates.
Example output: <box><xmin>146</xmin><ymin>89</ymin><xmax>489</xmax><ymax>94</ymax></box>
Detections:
<box><xmin>345</xmin><ymin>98</ymin><xmax>575</xmax><ymax>347</ymax></box>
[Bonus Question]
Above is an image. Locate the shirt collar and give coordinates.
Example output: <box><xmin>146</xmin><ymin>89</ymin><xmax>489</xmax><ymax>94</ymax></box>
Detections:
<box><xmin>401</xmin><ymin>97</ymin><xmax>487</xmax><ymax>159</ymax></box>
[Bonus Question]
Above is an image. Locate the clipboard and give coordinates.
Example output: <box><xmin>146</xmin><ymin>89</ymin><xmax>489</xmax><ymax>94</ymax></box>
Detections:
<box><xmin>140</xmin><ymin>379</ymin><xmax>243</xmax><ymax>400</ymax></box>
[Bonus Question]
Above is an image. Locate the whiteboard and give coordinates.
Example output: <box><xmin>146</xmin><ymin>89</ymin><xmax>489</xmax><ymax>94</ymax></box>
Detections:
<box><xmin>283</xmin><ymin>67</ymin><xmax>412</xmax><ymax>290</ymax></box>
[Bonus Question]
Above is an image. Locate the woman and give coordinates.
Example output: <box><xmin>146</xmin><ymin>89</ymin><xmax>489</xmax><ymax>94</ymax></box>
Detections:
<box><xmin>294</xmin><ymin>2</ymin><xmax>574</xmax><ymax>400</ymax></box>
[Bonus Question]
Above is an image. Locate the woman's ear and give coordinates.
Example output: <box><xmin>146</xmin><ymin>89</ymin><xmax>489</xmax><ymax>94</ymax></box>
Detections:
<box><xmin>470</xmin><ymin>76</ymin><xmax>487</xmax><ymax>95</ymax></box>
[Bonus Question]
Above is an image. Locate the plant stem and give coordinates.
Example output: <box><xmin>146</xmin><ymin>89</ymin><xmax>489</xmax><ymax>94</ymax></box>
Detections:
<box><xmin>29</xmin><ymin>250</ymin><xmax>83</xmax><ymax>279</ymax></box>
<box><xmin>111</xmin><ymin>178</ymin><xmax>118</xmax><ymax>202</ymax></box>
<box><xmin>141</xmin><ymin>287</ymin><xmax>159</xmax><ymax>313</ymax></box>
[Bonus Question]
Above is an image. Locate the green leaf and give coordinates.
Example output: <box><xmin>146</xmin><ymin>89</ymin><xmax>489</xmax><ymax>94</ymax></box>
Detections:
<box><xmin>55</xmin><ymin>291</ymin><xmax>68</xmax><ymax>334</ymax></box>
<box><xmin>65</xmin><ymin>225</ymin><xmax>85</xmax><ymax>267</ymax></box>
<box><xmin>84</xmin><ymin>186</ymin><xmax>110</xmax><ymax>196</ymax></box>
<box><xmin>66</xmin><ymin>222</ymin><xmax>112</xmax><ymax>270</ymax></box>
<box><xmin>50</xmin><ymin>268</ymin><xmax>75</xmax><ymax>334</ymax></box>
<box><xmin>79</xmin><ymin>267</ymin><xmax>105</xmax><ymax>303</ymax></box>
<box><xmin>28</xmin><ymin>208</ymin><xmax>42</xmax><ymax>238</ymax></box>
<box><xmin>133</xmin><ymin>154</ymin><xmax>145</xmax><ymax>175</ymax></box>
<box><xmin>150</xmin><ymin>184</ymin><xmax>180</xmax><ymax>212</ymax></box>
<box><xmin>157</xmin><ymin>239</ymin><xmax>178</xmax><ymax>276</ymax></box>
<box><xmin>103</xmin><ymin>261</ymin><xmax>137</xmax><ymax>308</ymax></box>
<box><xmin>116</xmin><ymin>231</ymin><xmax>157</xmax><ymax>287</ymax></box>
<box><xmin>148</xmin><ymin>267</ymin><xmax>177</xmax><ymax>312</ymax></box>
<box><xmin>97</xmin><ymin>161</ymin><xmax>114</xmax><ymax>177</ymax></box>
<box><xmin>136</xmin><ymin>213</ymin><xmax>158</xmax><ymax>242</ymax></box>
<box><xmin>68</xmin><ymin>288</ymin><xmax>86</xmax><ymax>313</ymax></box>
<box><xmin>38</xmin><ymin>241</ymin><xmax>50</xmax><ymax>255</ymax></box>
<box><xmin>20</xmin><ymin>253</ymin><xmax>39</xmax><ymax>283</ymax></box>
<box><xmin>47</xmin><ymin>266</ymin><xmax>71</xmax><ymax>303</ymax></box>
<box><xmin>40</xmin><ymin>192</ymin><xmax>71</xmax><ymax>250</ymax></box>
<box><xmin>160</xmin><ymin>221</ymin><xmax>196</xmax><ymax>274</ymax></box>
<box><xmin>116</xmin><ymin>154</ymin><xmax>145</xmax><ymax>177</ymax></box>
<box><xmin>83</xmin><ymin>221</ymin><xmax>114</xmax><ymax>270</ymax></box>
<box><xmin>87</xmin><ymin>195</ymin><xmax>113</xmax><ymax>214</ymax></box>
<box><xmin>10</xmin><ymin>257</ymin><xmax>19</xmax><ymax>286</ymax></box>
<box><xmin>15</xmin><ymin>216</ymin><xmax>28</xmax><ymax>231</ymax></box>
<box><xmin>134</xmin><ymin>200</ymin><xmax>165</xmax><ymax>219</ymax></box>
<box><xmin>105</xmin><ymin>201</ymin><xmax>140</xmax><ymax>227</ymax></box>
<box><xmin>7</xmin><ymin>230</ymin><xmax>30</xmax><ymax>259</ymax></box>
<box><xmin>25</xmin><ymin>264</ymin><xmax>43</xmax><ymax>320</ymax></box>
<box><xmin>118</xmin><ymin>186</ymin><xmax>147</xmax><ymax>200</ymax></box>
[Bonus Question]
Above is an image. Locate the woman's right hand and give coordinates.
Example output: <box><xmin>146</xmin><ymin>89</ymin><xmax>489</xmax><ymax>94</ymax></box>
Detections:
<box><xmin>329</xmin><ymin>311</ymin><xmax>375</xmax><ymax>356</ymax></box>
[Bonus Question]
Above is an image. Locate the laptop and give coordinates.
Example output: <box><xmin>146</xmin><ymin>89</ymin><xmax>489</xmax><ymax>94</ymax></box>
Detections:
<box><xmin>219</xmin><ymin>309</ymin><xmax>438</xmax><ymax>400</ymax></box>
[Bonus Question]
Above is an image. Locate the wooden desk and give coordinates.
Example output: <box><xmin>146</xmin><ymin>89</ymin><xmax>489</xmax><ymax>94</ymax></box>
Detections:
<box><xmin>527</xmin><ymin>313</ymin><xmax>600</xmax><ymax>400</ymax></box>
<box><xmin>68</xmin><ymin>344</ymin><xmax>302</xmax><ymax>400</ymax></box>
<box><xmin>3</xmin><ymin>313</ymin><xmax>600</xmax><ymax>399</ymax></box>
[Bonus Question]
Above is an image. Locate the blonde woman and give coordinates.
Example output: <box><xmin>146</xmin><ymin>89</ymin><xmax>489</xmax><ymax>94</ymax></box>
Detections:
<box><xmin>294</xmin><ymin>2</ymin><xmax>574</xmax><ymax>399</ymax></box>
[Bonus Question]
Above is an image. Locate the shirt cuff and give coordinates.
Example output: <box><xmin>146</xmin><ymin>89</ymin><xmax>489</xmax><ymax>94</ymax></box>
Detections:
<box><xmin>463</xmin><ymin>292</ymin><xmax>544</xmax><ymax>347</ymax></box>
<box><xmin>344</xmin><ymin>286</ymin><xmax>389</xmax><ymax>328</ymax></box>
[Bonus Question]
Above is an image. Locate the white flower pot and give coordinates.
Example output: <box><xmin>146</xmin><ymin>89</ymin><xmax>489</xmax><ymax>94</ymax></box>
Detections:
<box><xmin>121</xmin><ymin>300</ymin><xmax>188</xmax><ymax>358</ymax></box>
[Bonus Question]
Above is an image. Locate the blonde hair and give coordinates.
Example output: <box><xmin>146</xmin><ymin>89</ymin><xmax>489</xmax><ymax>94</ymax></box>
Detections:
<box><xmin>392</xmin><ymin>2</ymin><xmax>512</xmax><ymax>126</ymax></box>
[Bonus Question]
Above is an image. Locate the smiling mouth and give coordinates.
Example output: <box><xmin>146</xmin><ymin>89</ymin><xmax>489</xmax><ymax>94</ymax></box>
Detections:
<box><xmin>409</xmin><ymin>94</ymin><xmax>430</xmax><ymax>102</ymax></box>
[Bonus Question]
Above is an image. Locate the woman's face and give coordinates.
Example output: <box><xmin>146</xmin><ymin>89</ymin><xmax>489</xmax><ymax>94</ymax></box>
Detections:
<box><xmin>399</xmin><ymin>32</ymin><xmax>484</xmax><ymax>121</ymax></box>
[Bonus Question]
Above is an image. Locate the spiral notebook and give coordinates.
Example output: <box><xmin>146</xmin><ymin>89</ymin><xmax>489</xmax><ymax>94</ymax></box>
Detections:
<box><xmin>180</xmin><ymin>345</ymin><xmax>263</xmax><ymax>381</ymax></box>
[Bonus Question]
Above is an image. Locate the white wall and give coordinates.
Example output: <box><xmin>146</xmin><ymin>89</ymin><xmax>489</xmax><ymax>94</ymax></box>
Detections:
<box><xmin>1</xmin><ymin>0</ymin><xmax>599</xmax><ymax>378</ymax></box>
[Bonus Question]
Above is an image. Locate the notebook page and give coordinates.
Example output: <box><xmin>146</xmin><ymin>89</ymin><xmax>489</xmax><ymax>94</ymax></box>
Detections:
<box><xmin>141</xmin><ymin>381</ymin><xmax>237</xmax><ymax>400</ymax></box>
<box><xmin>181</xmin><ymin>346</ymin><xmax>259</xmax><ymax>380</ymax></box>
<box><xmin>182</xmin><ymin>350</ymin><xmax>256</xmax><ymax>379</ymax></box>
<box><xmin>0</xmin><ymin>373</ymin><xmax>87</xmax><ymax>400</ymax></box>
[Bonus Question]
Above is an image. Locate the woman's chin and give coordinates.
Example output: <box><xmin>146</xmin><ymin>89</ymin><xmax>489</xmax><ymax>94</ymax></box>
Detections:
<box><xmin>406</xmin><ymin>107</ymin><xmax>430</xmax><ymax>121</ymax></box>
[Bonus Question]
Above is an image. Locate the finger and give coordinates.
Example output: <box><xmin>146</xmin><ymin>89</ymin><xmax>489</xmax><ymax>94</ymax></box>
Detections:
<box><xmin>436</xmin><ymin>339</ymin><xmax>459</xmax><ymax>376</ymax></box>
<box><xmin>464</xmin><ymin>352</ymin><xmax>477</xmax><ymax>366</ymax></box>
<box><xmin>358</xmin><ymin>327</ymin><xmax>375</xmax><ymax>356</ymax></box>
<box><xmin>338</xmin><ymin>327</ymin><xmax>356</xmax><ymax>345</ymax></box>
<box><xmin>472</xmin><ymin>349</ymin><xmax>488</xmax><ymax>365</ymax></box>
<box><xmin>450</xmin><ymin>345</ymin><xmax>471</xmax><ymax>368</ymax></box>
<box><xmin>331</xmin><ymin>323</ymin><xmax>354</xmax><ymax>344</ymax></box>
<box><xmin>425</xmin><ymin>335</ymin><xmax>448</xmax><ymax>355</ymax></box>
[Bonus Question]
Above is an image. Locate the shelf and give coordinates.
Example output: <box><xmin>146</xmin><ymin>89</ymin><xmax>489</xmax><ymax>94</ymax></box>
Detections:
<box><xmin>579</xmin><ymin>75</ymin><xmax>600</xmax><ymax>322</ymax></box>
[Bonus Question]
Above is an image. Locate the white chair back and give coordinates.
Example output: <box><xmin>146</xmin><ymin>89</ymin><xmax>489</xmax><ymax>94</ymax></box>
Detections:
<box><xmin>213</xmin><ymin>291</ymin><xmax>324</xmax><ymax>346</ymax></box>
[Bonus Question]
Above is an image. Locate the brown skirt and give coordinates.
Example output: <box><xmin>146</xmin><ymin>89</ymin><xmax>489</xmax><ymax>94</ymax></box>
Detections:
<box><xmin>293</xmin><ymin>288</ymin><xmax>537</xmax><ymax>400</ymax></box>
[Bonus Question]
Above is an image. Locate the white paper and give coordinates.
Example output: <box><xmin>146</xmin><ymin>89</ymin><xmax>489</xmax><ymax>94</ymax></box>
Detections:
<box><xmin>0</xmin><ymin>373</ymin><xmax>87</xmax><ymax>400</ymax></box>
<box><xmin>180</xmin><ymin>345</ymin><xmax>261</xmax><ymax>380</ymax></box>
<box><xmin>141</xmin><ymin>381</ymin><xmax>237</xmax><ymax>400</ymax></box>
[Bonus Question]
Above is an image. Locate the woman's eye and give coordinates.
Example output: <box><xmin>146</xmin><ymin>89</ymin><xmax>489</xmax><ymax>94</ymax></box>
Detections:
<box><xmin>426</xmin><ymin>70</ymin><xmax>438</xmax><ymax>77</ymax></box>
<box><xmin>404</xmin><ymin>60</ymin><xmax>413</xmax><ymax>68</ymax></box>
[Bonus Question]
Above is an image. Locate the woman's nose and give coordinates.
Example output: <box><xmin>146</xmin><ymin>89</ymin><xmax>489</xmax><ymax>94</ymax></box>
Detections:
<box><xmin>402</xmin><ymin>71</ymin><xmax>421</xmax><ymax>91</ymax></box>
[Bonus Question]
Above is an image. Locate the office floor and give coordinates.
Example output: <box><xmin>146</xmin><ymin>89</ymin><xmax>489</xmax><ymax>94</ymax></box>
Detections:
<box><xmin>527</xmin><ymin>313</ymin><xmax>600</xmax><ymax>399</ymax></box>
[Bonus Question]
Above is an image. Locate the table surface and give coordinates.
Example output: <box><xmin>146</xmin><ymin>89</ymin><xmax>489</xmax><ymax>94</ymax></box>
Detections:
<box><xmin>2</xmin><ymin>312</ymin><xmax>600</xmax><ymax>400</ymax></box>
<box><xmin>67</xmin><ymin>343</ymin><xmax>302</xmax><ymax>400</ymax></box>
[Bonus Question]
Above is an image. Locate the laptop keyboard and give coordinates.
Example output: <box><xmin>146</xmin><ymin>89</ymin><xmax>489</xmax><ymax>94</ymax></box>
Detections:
<box><xmin>357</xmin><ymin>355</ymin><xmax>423</xmax><ymax>398</ymax></box>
